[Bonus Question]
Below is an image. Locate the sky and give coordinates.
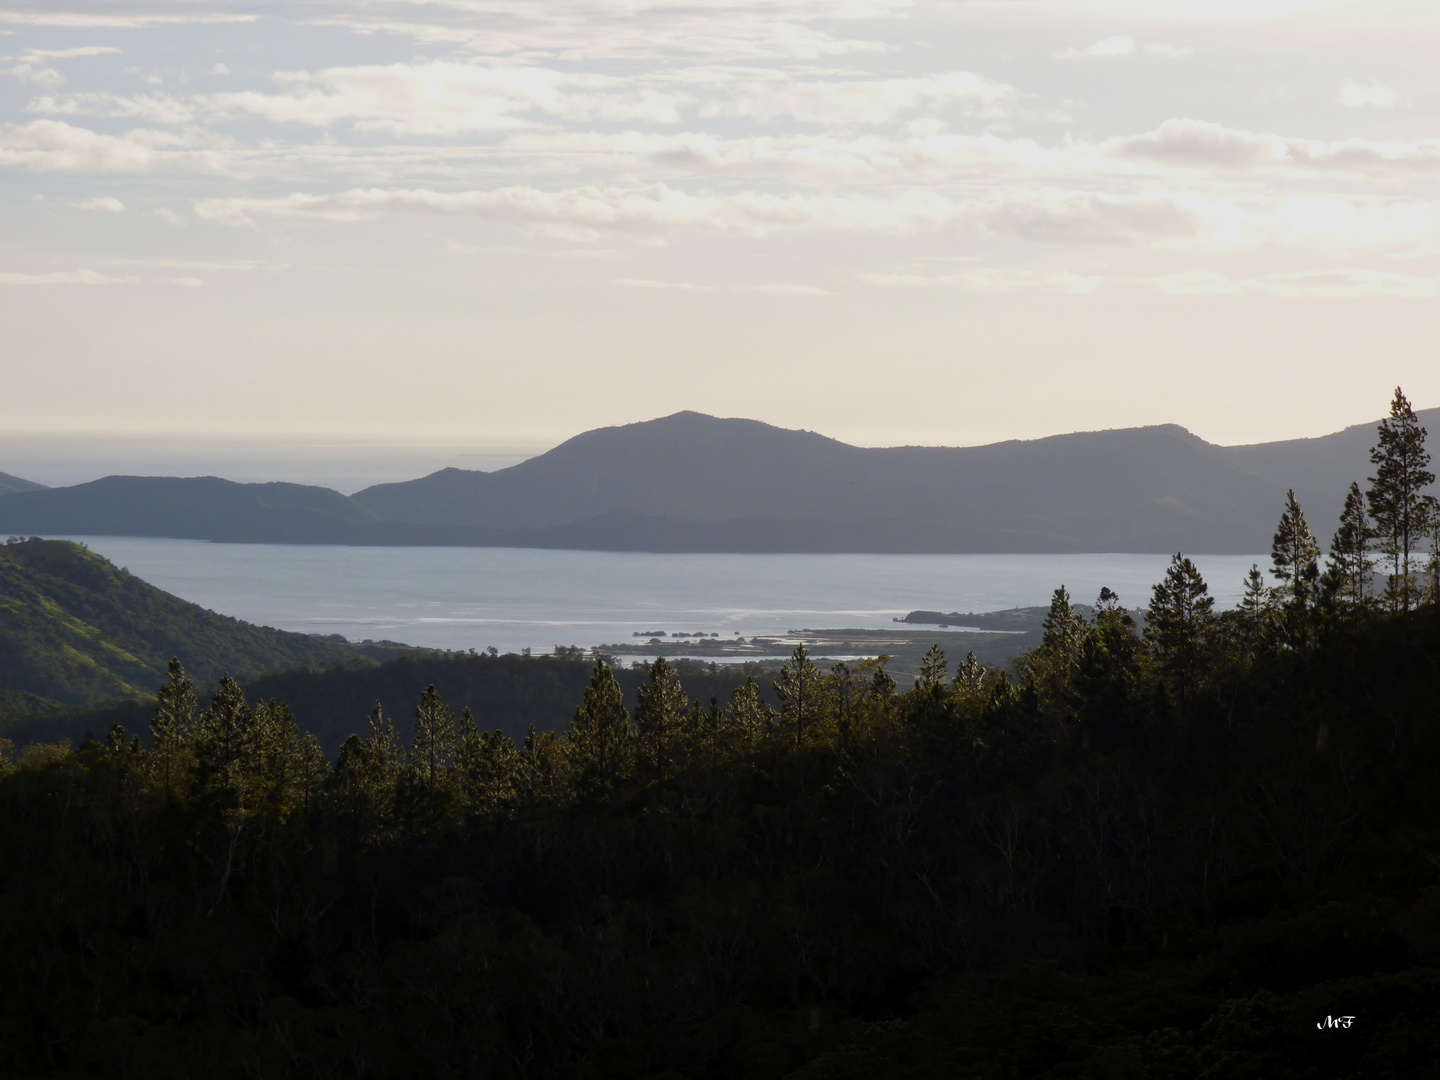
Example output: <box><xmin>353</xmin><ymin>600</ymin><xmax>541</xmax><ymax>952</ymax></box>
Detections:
<box><xmin>3</xmin><ymin>0</ymin><xmax>1440</xmax><ymax>465</ymax></box>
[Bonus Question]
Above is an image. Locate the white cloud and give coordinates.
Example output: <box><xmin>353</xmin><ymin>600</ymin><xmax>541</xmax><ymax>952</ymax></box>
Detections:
<box><xmin>1336</xmin><ymin>78</ymin><xmax>1404</xmax><ymax>109</ymax></box>
<box><xmin>198</xmin><ymin>62</ymin><xmax>1016</xmax><ymax>136</ymax></box>
<box><xmin>0</xmin><ymin>268</ymin><xmax>133</xmax><ymax>285</ymax></box>
<box><xmin>29</xmin><ymin>92</ymin><xmax>197</xmax><ymax>124</ymax></box>
<box><xmin>1102</xmin><ymin>118</ymin><xmax>1440</xmax><ymax>174</ymax></box>
<box><xmin>613</xmin><ymin>277</ymin><xmax>715</xmax><ymax>290</ymax></box>
<box><xmin>292</xmin><ymin>0</ymin><xmax>903</xmax><ymax>60</ymax></box>
<box><xmin>168</xmin><ymin>275</ymin><xmax>204</xmax><ymax>287</ymax></box>
<box><xmin>0</xmin><ymin>12</ymin><xmax>257</xmax><ymax>28</ymax></box>
<box><xmin>24</xmin><ymin>46</ymin><xmax>119</xmax><ymax>60</ymax></box>
<box><xmin>0</xmin><ymin>119</ymin><xmax>156</xmax><ymax>171</ymax></box>
<box><xmin>697</xmin><ymin>70</ymin><xmax>1016</xmax><ymax>124</ymax></box>
<box><xmin>1055</xmin><ymin>36</ymin><xmax>1135</xmax><ymax>60</ymax></box>
<box><xmin>1054</xmin><ymin>36</ymin><xmax>1189</xmax><ymax>60</ymax></box>
<box><xmin>75</xmin><ymin>195</ymin><xmax>124</xmax><ymax>211</ymax></box>
<box><xmin>745</xmin><ymin>282</ymin><xmax>829</xmax><ymax>294</ymax></box>
<box><xmin>193</xmin><ymin>183</ymin><xmax>962</xmax><ymax>239</ymax></box>
<box><xmin>0</xmin><ymin>119</ymin><xmax>239</xmax><ymax>173</ymax></box>
<box><xmin>496</xmin><ymin>128</ymin><xmax>1068</xmax><ymax>185</ymax></box>
<box><xmin>211</xmin><ymin>62</ymin><xmax>230</xmax><ymax>75</ymax></box>
<box><xmin>862</xmin><ymin>267</ymin><xmax>1104</xmax><ymax>293</ymax></box>
<box><xmin>187</xmin><ymin>181</ymin><xmax>1244</xmax><ymax>250</ymax></box>
<box><xmin>986</xmin><ymin>188</ymin><xmax>1211</xmax><ymax>245</ymax></box>
<box><xmin>1142</xmin><ymin>268</ymin><xmax>1440</xmax><ymax>299</ymax></box>
<box><xmin>0</xmin><ymin>0</ymin><xmax>900</xmax><ymax>61</ymax></box>
<box><xmin>2</xmin><ymin>58</ymin><xmax>63</xmax><ymax>85</ymax></box>
<box><xmin>207</xmin><ymin>61</ymin><xmax>689</xmax><ymax>134</ymax></box>
<box><xmin>106</xmin><ymin>257</ymin><xmax>281</xmax><ymax>271</ymax></box>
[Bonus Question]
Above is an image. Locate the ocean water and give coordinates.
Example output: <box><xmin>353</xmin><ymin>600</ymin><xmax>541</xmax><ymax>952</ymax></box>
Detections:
<box><xmin>55</xmin><ymin>538</ymin><xmax>1269</xmax><ymax>655</ymax></box>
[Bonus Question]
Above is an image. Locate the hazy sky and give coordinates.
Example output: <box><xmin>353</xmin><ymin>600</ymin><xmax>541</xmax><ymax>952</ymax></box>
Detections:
<box><xmin>3</xmin><ymin>0</ymin><xmax>1439</xmax><ymax>452</ymax></box>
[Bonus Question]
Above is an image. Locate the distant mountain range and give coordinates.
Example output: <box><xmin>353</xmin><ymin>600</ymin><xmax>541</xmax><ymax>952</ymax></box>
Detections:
<box><xmin>1</xmin><ymin>408</ymin><xmax>1435</xmax><ymax>554</ymax></box>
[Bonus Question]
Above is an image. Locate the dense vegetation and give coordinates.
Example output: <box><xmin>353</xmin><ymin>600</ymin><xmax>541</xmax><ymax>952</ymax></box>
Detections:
<box><xmin>1</xmin><ymin>390</ymin><xmax>1437</xmax><ymax>1078</ymax></box>
<box><xmin>0</xmin><ymin>538</ymin><xmax>403</xmax><ymax>721</ymax></box>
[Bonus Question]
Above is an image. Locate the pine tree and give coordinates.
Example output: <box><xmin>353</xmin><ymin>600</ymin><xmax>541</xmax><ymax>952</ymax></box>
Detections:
<box><xmin>1074</xmin><ymin>587</ymin><xmax>1146</xmax><ymax>745</ymax></box>
<box><xmin>196</xmin><ymin>673</ymin><xmax>250</xmax><ymax>786</ymax></box>
<box><xmin>723</xmin><ymin>676</ymin><xmax>776</xmax><ymax>758</ymax></box>
<box><xmin>149</xmin><ymin>657</ymin><xmax>196</xmax><ymax>798</ymax></box>
<box><xmin>366</xmin><ymin>700</ymin><xmax>403</xmax><ymax>775</ymax></box>
<box><xmin>1041</xmin><ymin>585</ymin><xmax>1086</xmax><ymax>668</ymax></box>
<box><xmin>774</xmin><ymin>643</ymin><xmax>818</xmax><ymax>748</ymax></box>
<box><xmin>412</xmin><ymin>684</ymin><xmax>458</xmax><ymax>787</ymax></box>
<box><xmin>1238</xmin><ymin>564</ymin><xmax>1273</xmax><ymax>651</ymax></box>
<box><xmin>1145</xmin><ymin>553</ymin><xmax>1215</xmax><ymax>710</ymax></box>
<box><xmin>565</xmin><ymin>660</ymin><xmax>631</xmax><ymax>795</ymax></box>
<box><xmin>1270</xmin><ymin>490</ymin><xmax>1321</xmax><ymax>648</ymax></box>
<box><xmin>635</xmin><ymin>657</ymin><xmax>686</xmax><ymax>785</ymax></box>
<box><xmin>1271</xmin><ymin>490</ymin><xmax>1320</xmax><ymax>611</ymax></box>
<box><xmin>916</xmin><ymin>644</ymin><xmax>948</xmax><ymax>692</ymax></box>
<box><xmin>1026</xmin><ymin>585</ymin><xmax>1087</xmax><ymax>721</ymax></box>
<box><xmin>826</xmin><ymin>661</ymin><xmax>860</xmax><ymax>743</ymax></box>
<box><xmin>456</xmin><ymin>713</ymin><xmax>518</xmax><ymax>815</ymax></box>
<box><xmin>331</xmin><ymin>701</ymin><xmax>402</xmax><ymax>841</ymax></box>
<box><xmin>515</xmin><ymin>724</ymin><xmax>561</xmax><ymax>805</ymax></box>
<box><xmin>1324</xmin><ymin>481</ymin><xmax>1373</xmax><ymax>610</ymax></box>
<box><xmin>865</xmin><ymin>658</ymin><xmax>898</xmax><ymax>732</ymax></box>
<box><xmin>246</xmin><ymin>699</ymin><xmax>316</xmax><ymax>823</ymax></box>
<box><xmin>1367</xmin><ymin>387</ymin><xmax>1437</xmax><ymax>611</ymax></box>
<box><xmin>954</xmin><ymin>650</ymin><xmax>985</xmax><ymax>695</ymax></box>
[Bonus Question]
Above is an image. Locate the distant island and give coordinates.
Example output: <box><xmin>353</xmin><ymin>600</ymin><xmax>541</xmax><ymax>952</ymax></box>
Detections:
<box><xmin>1</xmin><ymin>406</ymin><xmax>1435</xmax><ymax>554</ymax></box>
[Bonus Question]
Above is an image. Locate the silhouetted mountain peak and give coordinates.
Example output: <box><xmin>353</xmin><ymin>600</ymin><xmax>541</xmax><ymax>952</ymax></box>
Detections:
<box><xmin>4</xmin><ymin>407</ymin><xmax>1434</xmax><ymax>554</ymax></box>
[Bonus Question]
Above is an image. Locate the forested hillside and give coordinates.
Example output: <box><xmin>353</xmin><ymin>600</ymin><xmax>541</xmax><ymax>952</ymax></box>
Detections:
<box><xmin>0</xmin><ymin>538</ymin><xmax>384</xmax><ymax>720</ymax></box>
<box><xmin>3</xmin><ymin>544</ymin><xmax>1439</xmax><ymax>1077</ymax></box>
<box><xmin>1</xmin><ymin>392</ymin><xmax>1437</xmax><ymax>1078</ymax></box>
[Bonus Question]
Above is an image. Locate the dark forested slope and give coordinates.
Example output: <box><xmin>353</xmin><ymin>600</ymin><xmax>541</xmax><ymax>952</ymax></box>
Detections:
<box><xmin>1</xmin><ymin>566</ymin><xmax>1438</xmax><ymax>1078</ymax></box>
<box><xmin>0</xmin><ymin>538</ymin><xmax>374</xmax><ymax>717</ymax></box>
<box><xmin>237</xmin><ymin>653</ymin><xmax>774</xmax><ymax>756</ymax></box>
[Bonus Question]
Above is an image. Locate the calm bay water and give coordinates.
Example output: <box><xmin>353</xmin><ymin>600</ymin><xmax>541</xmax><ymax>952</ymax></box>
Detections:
<box><xmin>57</xmin><ymin>538</ymin><xmax>1268</xmax><ymax>655</ymax></box>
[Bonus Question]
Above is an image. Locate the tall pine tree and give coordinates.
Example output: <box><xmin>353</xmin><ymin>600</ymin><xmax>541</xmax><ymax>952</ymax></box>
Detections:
<box><xmin>1324</xmin><ymin>481</ymin><xmax>1373</xmax><ymax>610</ymax></box>
<box><xmin>775</xmin><ymin>643</ymin><xmax>819</xmax><ymax>748</ymax></box>
<box><xmin>565</xmin><ymin>660</ymin><xmax>632</xmax><ymax>796</ymax></box>
<box><xmin>1270</xmin><ymin>489</ymin><xmax>1321</xmax><ymax>648</ymax></box>
<box><xmin>149</xmin><ymin>657</ymin><xmax>196</xmax><ymax>799</ymax></box>
<box><xmin>1270</xmin><ymin>490</ymin><xmax>1320</xmax><ymax>610</ymax></box>
<box><xmin>1367</xmin><ymin>387</ymin><xmax>1437</xmax><ymax>611</ymax></box>
<box><xmin>635</xmin><ymin>657</ymin><xmax>686</xmax><ymax>785</ymax></box>
<box><xmin>412</xmin><ymin>684</ymin><xmax>458</xmax><ymax>788</ymax></box>
<box><xmin>1145</xmin><ymin>553</ymin><xmax>1215</xmax><ymax>710</ymax></box>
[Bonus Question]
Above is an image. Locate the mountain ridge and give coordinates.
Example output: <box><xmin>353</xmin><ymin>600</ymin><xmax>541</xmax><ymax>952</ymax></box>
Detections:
<box><xmin>1</xmin><ymin>408</ymin><xmax>1435</xmax><ymax>554</ymax></box>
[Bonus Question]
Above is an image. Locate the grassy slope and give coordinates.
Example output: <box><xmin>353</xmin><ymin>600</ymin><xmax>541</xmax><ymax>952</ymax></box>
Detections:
<box><xmin>0</xmin><ymin>538</ymin><xmax>370</xmax><ymax>717</ymax></box>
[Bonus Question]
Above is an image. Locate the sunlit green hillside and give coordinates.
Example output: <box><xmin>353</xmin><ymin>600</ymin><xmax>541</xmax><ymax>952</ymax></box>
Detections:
<box><xmin>0</xmin><ymin>538</ymin><xmax>366</xmax><ymax>717</ymax></box>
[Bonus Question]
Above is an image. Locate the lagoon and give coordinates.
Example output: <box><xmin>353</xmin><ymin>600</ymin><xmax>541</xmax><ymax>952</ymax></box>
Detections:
<box><xmin>54</xmin><ymin>538</ymin><xmax>1268</xmax><ymax>655</ymax></box>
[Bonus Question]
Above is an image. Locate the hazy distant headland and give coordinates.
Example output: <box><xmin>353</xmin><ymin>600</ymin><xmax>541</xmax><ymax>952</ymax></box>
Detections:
<box><xmin>2</xmin><ymin>408</ymin><xmax>1434</xmax><ymax>554</ymax></box>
